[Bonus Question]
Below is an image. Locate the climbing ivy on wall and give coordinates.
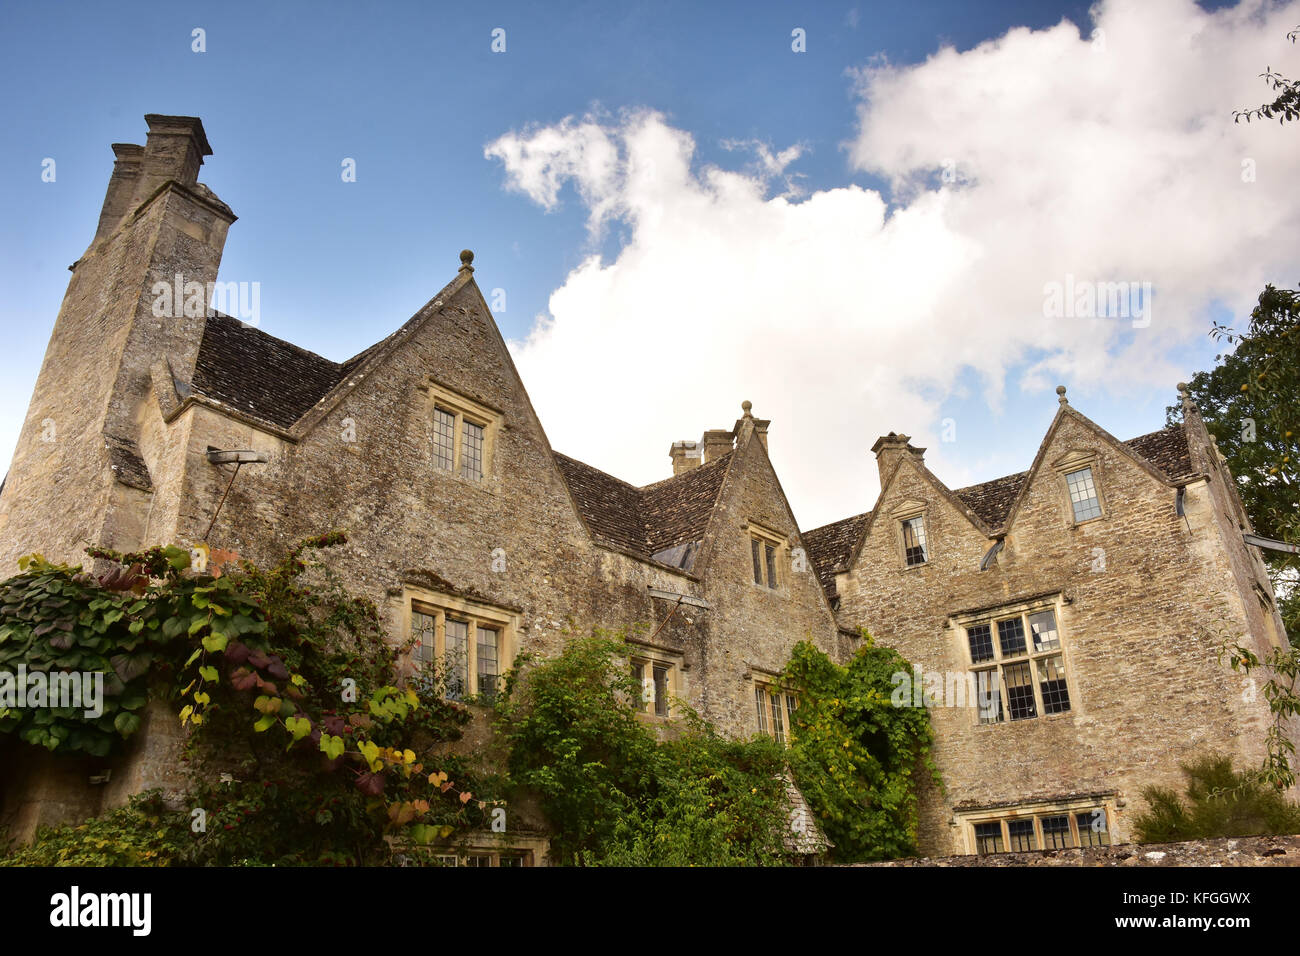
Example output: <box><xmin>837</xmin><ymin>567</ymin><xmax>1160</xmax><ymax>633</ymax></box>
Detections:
<box><xmin>0</xmin><ymin>534</ymin><xmax>497</xmax><ymax>865</ymax></box>
<box><xmin>782</xmin><ymin>637</ymin><xmax>937</xmax><ymax>862</ymax></box>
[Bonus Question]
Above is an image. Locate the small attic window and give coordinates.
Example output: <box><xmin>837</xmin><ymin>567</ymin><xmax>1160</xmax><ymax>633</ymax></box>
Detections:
<box><xmin>902</xmin><ymin>516</ymin><xmax>928</xmax><ymax>566</ymax></box>
<box><xmin>1065</xmin><ymin>467</ymin><xmax>1102</xmax><ymax>522</ymax></box>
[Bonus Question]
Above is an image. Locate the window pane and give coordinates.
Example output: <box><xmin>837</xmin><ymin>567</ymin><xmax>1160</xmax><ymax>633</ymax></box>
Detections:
<box><xmin>444</xmin><ymin>619</ymin><xmax>469</xmax><ymax>700</ymax></box>
<box><xmin>653</xmin><ymin>664</ymin><xmax>669</xmax><ymax>717</ymax></box>
<box><xmin>967</xmin><ymin>623</ymin><xmax>994</xmax><ymax>663</ymax></box>
<box><xmin>997</xmin><ymin>617</ymin><xmax>1027</xmax><ymax>657</ymax></box>
<box><xmin>465</xmin><ymin>854</ymin><xmax>492</xmax><ymax>868</ymax></box>
<box><xmin>765</xmin><ymin>544</ymin><xmax>777</xmax><ymax>589</ymax></box>
<box><xmin>1041</xmin><ymin>815</ymin><xmax>1072</xmax><ymax>849</ymax></box>
<box><xmin>1066</xmin><ymin>467</ymin><xmax>1102</xmax><ymax>522</ymax></box>
<box><xmin>499</xmin><ymin>854</ymin><xmax>526</xmax><ymax>868</ymax></box>
<box><xmin>755</xmin><ymin>687</ymin><xmax>768</xmax><ymax>734</ymax></box>
<box><xmin>476</xmin><ymin>625</ymin><xmax>499</xmax><ymax>702</ymax></box>
<box><xmin>975</xmin><ymin>669</ymin><xmax>1003</xmax><ymax>724</ymax></box>
<box><xmin>631</xmin><ymin>659</ymin><xmax>648</xmax><ymax>713</ymax></box>
<box><xmin>433</xmin><ymin>407</ymin><xmax>456</xmax><ymax>471</ymax></box>
<box><xmin>1077</xmin><ymin>810</ymin><xmax>1110</xmax><ymax>846</ymax></box>
<box><xmin>785</xmin><ymin>694</ymin><xmax>797</xmax><ymax>732</ymax></box>
<box><xmin>411</xmin><ymin>610</ymin><xmax>436</xmax><ymax>664</ymax></box>
<box><xmin>1003</xmin><ymin>661</ymin><xmax>1037</xmax><ymax>720</ymax></box>
<box><xmin>902</xmin><ymin>516</ymin><xmax>928</xmax><ymax>566</ymax></box>
<box><xmin>1007</xmin><ymin>819</ymin><xmax>1036</xmax><ymax>852</ymax></box>
<box><xmin>1028</xmin><ymin>609</ymin><xmax>1060</xmax><ymax>651</ymax></box>
<box><xmin>1038</xmin><ymin>655</ymin><xmax>1071</xmax><ymax>714</ymax></box>
<box><xmin>974</xmin><ymin>822</ymin><xmax>1003</xmax><ymax>855</ymax></box>
<box><xmin>461</xmin><ymin>419</ymin><xmax>484</xmax><ymax>480</ymax></box>
<box><xmin>752</xmin><ymin>538</ymin><xmax>763</xmax><ymax>585</ymax></box>
<box><xmin>770</xmin><ymin>690</ymin><xmax>785</xmax><ymax>745</ymax></box>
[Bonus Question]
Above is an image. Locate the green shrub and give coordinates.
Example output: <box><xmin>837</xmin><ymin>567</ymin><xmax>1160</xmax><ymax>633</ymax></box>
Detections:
<box><xmin>1132</xmin><ymin>754</ymin><xmax>1300</xmax><ymax>843</ymax></box>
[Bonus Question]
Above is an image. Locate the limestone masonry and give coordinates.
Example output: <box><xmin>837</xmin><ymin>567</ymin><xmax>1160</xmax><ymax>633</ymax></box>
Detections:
<box><xmin>0</xmin><ymin>116</ymin><xmax>1290</xmax><ymax>858</ymax></box>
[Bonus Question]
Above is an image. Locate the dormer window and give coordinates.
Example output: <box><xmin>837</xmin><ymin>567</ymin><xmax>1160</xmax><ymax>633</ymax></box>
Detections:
<box><xmin>424</xmin><ymin>380</ymin><xmax>499</xmax><ymax>483</ymax></box>
<box><xmin>1065</xmin><ymin>466</ymin><xmax>1102</xmax><ymax>522</ymax></box>
<box><xmin>902</xmin><ymin>515</ymin><xmax>928</xmax><ymax>566</ymax></box>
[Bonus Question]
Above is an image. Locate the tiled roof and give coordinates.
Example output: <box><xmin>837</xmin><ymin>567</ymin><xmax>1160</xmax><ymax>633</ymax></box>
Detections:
<box><xmin>553</xmin><ymin>452</ymin><xmax>733</xmax><ymax>568</ymax></box>
<box><xmin>805</xmin><ymin>423</ymin><xmax>1196</xmax><ymax>593</ymax></box>
<box><xmin>1124</xmin><ymin>426</ymin><xmax>1194</xmax><ymax>481</ymax></box>
<box><xmin>952</xmin><ymin>471</ymin><xmax>1028</xmax><ymax>529</ymax></box>
<box><xmin>191</xmin><ymin>312</ymin><xmax>349</xmax><ymax>430</ymax></box>
<box><xmin>801</xmin><ymin>511</ymin><xmax>869</xmax><ymax>598</ymax></box>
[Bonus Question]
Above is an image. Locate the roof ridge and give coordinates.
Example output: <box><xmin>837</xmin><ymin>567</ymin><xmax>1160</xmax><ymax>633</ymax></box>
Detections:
<box><xmin>638</xmin><ymin>450</ymin><xmax>733</xmax><ymax>491</ymax></box>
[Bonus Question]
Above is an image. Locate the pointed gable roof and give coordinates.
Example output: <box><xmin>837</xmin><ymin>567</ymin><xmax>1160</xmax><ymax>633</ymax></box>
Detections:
<box><xmin>183</xmin><ymin>270</ymin><xmax>475</xmax><ymax>436</ymax></box>
<box><xmin>552</xmin><ymin>451</ymin><xmax>735</xmax><ymax>569</ymax></box>
<box><xmin>804</xmin><ymin>416</ymin><xmax>1199</xmax><ymax>599</ymax></box>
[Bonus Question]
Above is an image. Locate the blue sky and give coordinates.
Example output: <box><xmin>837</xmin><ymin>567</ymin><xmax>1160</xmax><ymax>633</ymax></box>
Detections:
<box><xmin>1</xmin><ymin>0</ymin><xmax>1294</xmax><ymax>529</ymax></box>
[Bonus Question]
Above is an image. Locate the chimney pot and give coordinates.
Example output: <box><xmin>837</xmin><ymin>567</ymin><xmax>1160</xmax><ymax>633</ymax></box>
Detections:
<box><xmin>669</xmin><ymin>440</ymin><xmax>701</xmax><ymax>476</ymax></box>
<box><xmin>94</xmin><ymin>143</ymin><xmax>145</xmax><ymax>240</ymax></box>
<box><xmin>131</xmin><ymin>114</ymin><xmax>213</xmax><ymax>207</ymax></box>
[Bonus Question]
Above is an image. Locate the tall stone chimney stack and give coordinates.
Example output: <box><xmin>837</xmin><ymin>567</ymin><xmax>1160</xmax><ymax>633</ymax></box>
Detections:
<box><xmin>0</xmin><ymin>114</ymin><xmax>234</xmax><ymax>572</ymax></box>
<box><xmin>871</xmin><ymin>432</ymin><xmax>924</xmax><ymax>488</ymax></box>
<box><xmin>94</xmin><ymin>144</ymin><xmax>145</xmax><ymax>240</ymax></box>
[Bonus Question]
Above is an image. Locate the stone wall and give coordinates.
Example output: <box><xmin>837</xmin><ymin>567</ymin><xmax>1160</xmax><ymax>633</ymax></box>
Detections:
<box><xmin>861</xmin><ymin>833</ymin><xmax>1300</xmax><ymax>866</ymax></box>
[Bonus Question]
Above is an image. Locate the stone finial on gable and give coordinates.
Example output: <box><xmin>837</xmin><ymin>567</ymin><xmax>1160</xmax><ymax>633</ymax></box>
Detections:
<box><xmin>1056</xmin><ymin>385</ymin><xmax>1068</xmax><ymax>405</ymax></box>
<box><xmin>459</xmin><ymin>249</ymin><xmax>475</xmax><ymax>273</ymax></box>
<box><xmin>734</xmin><ymin>400</ymin><xmax>771</xmax><ymax>450</ymax></box>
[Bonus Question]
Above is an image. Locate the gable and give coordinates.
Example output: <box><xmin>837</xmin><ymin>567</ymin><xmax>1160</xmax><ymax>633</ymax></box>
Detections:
<box><xmin>806</xmin><ymin>421</ymin><xmax>1196</xmax><ymax>589</ymax></box>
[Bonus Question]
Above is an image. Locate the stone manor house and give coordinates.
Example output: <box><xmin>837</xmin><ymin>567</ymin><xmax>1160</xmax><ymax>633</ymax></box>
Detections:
<box><xmin>0</xmin><ymin>115</ymin><xmax>1290</xmax><ymax>860</ymax></box>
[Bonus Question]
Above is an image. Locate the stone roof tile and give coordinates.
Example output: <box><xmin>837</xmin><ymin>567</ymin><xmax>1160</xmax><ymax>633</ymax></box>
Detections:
<box><xmin>553</xmin><ymin>452</ymin><xmax>733</xmax><ymax>568</ymax></box>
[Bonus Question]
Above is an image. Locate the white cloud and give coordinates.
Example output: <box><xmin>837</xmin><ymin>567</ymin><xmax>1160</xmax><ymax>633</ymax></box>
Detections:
<box><xmin>488</xmin><ymin>0</ymin><xmax>1300</xmax><ymax>530</ymax></box>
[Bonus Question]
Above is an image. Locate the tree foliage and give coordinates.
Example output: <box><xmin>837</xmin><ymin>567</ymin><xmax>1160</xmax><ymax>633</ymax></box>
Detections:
<box><xmin>1233</xmin><ymin>26</ymin><xmax>1299</xmax><ymax>125</ymax></box>
<box><xmin>493</xmin><ymin>633</ymin><xmax>792</xmax><ymax>865</ymax></box>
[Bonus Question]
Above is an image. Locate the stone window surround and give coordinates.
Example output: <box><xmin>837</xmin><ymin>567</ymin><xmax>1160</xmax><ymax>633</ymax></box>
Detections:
<box><xmin>404</xmin><ymin>586</ymin><xmax>518</xmax><ymax>702</ymax></box>
<box><xmin>957</xmin><ymin>796</ymin><xmax>1116</xmax><ymax>856</ymax></box>
<box><xmin>1053</xmin><ymin>449</ymin><xmax>1107</xmax><ymax>527</ymax></box>
<box><xmin>949</xmin><ymin>594</ymin><xmax>1079</xmax><ymax>727</ymax></box>
<box><xmin>422</xmin><ymin>377</ymin><xmax>500</xmax><ymax>487</ymax></box>
<box><xmin>744</xmin><ymin>520</ymin><xmax>788</xmax><ymax>592</ymax></box>
<box><xmin>396</xmin><ymin>831</ymin><xmax>550</xmax><ymax>867</ymax></box>
<box><xmin>890</xmin><ymin>500</ymin><xmax>930</xmax><ymax>570</ymax></box>
<box><xmin>625</xmin><ymin>642</ymin><xmax>685</xmax><ymax>721</ymax></box>
<box><xmin>745</xmin><ymin>664</ymin><xmax>798</xmax><ymax>745</ymax></box>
